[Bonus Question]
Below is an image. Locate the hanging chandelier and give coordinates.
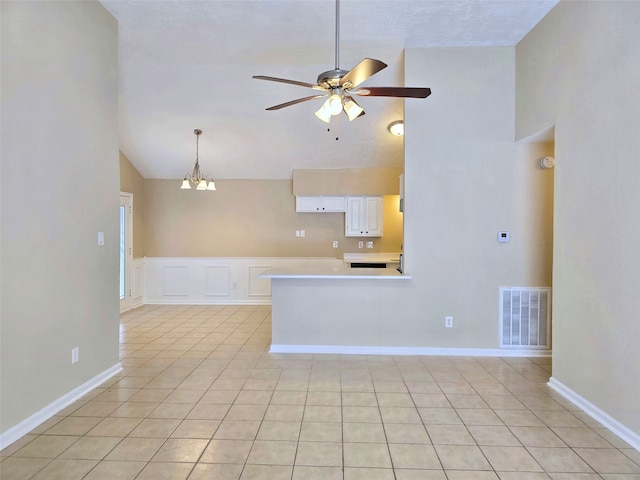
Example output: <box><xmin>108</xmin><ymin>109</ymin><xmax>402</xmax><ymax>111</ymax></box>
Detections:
<box><xmin>180</xmin><ymin>129</ymin><xmax>216</xmax><ymax>190</ymax></box>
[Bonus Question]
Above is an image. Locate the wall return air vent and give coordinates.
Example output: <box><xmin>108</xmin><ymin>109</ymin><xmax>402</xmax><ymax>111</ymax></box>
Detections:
<box><xmin>500</xmin><ymin>287</ymin><xmax>551</xmax><ymax>349</ymax></box>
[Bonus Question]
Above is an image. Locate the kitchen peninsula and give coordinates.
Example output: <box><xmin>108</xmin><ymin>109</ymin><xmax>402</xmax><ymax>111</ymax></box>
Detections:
<box><xmin>260</xmin><ymin>256</ymin><xmax>412</xmax><ymax>354</ymax></box>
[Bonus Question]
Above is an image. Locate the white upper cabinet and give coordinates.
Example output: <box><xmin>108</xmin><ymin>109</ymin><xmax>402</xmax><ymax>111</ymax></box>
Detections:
<box><xmin>296</xmin><ymin>196</ymin><xmax>346</xmax><ymax>212</ymax></box>
<box><xmin>345</xmin><ymin>196</ymin><xmax>383</xmax><ymax>237</ymax></box>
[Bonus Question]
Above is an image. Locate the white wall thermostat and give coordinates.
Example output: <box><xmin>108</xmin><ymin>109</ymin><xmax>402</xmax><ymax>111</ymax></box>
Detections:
<box><xmin>497</xmin><ymin>231</ymin><xmax>510</xmax><ymax>243</ymax></box>
<box><xmin>540</xmin><ymin>156</ymin><xmax>555</xmax><ymax>169</ymax></box>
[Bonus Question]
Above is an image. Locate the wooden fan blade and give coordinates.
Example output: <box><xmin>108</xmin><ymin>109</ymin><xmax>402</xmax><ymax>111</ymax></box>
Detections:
<box><xmin>265</xmin><ymin>94</ymin><xmax>327</xmax><ymax>111</ymax></box>
<box><xmin>339</xmin><ymin>58</ymin><xmax>387</xmax><ymax>89</ymax></box>
<box><xmin>354</xmin><ymin>87</ymin><xmax>432</xmax><ymax>98</ymax></box>
<box><xmin>253</xmin><ymin>75</ymin><xmax>326</xmax><ymax>91</ymax></box>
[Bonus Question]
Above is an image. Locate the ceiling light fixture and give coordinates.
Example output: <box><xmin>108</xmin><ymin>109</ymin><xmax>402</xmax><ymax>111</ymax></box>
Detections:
<box><xmin>540</xmin><ymin>156</ymin><xmax>555</xmax><ymax>169</ymax></box>
<box><xmin>388</xmin><ymin>120</ymin><xmax>404</xmax><ymax>136</ymax></box>
<box><xmin>315</xmin><ymin>92</ymin><xmax>365</xmax><ymax>123</ymax></box>
<box><xmin>180</xmin><ymin>129</ymin><xmax>216</xmax><ymax>191</ymax></box>
<box><xmin>253</xmin><ymin>0</ymin><xmax>431</xmax><ymax>125</ymax></box>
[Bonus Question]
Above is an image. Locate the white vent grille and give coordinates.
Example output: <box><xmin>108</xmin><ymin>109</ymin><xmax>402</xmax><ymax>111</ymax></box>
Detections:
<box><xmin>500</xmin><ymin>287</ymin><xmax>551</xmax><ymax>349</ymax></box>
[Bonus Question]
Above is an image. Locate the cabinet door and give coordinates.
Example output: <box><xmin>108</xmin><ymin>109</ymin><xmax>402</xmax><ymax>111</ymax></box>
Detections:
<box><xmin>296</xmin><ymin>196</ymin><xmax>345</xmax><ymax>212</ymax></box>
<box><xmin>345</xmin><ymin>197</ymin><xmax>365</xmax><ymax>236</ymax></box>
<box><xmin>322</xmin><ymin>196</ymin><xmax>346</xmax><ymax>212</ymax></box>
<box><xmin>296</xmin><ymin>196</ymin><xmax>322</xmax><ymax>212</ymax></box>
<box><xmin>365</xmin><ymin>196</ymin><xmax>383</xmax><ymax>236</ymax></box>
<box><xmin>345</xmin><ymin>196</ymin><xmax>383</xmax><ymax>237</ymax></box>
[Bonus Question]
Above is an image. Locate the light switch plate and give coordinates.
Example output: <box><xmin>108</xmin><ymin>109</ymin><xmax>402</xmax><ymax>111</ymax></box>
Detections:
<box><xmin>71</xmin><ymin>347</ymin><xmax>79</xmax><ymax>364</ymax></box>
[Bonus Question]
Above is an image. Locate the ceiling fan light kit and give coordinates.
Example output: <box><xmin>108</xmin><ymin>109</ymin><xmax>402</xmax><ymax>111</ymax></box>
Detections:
<box><xmin>253</xmin><ymin>0</ymin><xmax>431</xmax><ymax>126</ymax></box>
<box><xmin>343</xmin><ymin>96</ymin><xmax>364</xmax><ymax>121</ymax></box>
<box><xmin>314</xmin><ymin>103</ymin><xmax>332</xmax><ymax>123</ymax></box>
<box><xmin>314</xmin><ymin>90</ymin><xmax>364</xmax><ymax>124</ymax></box>
<box><xmin>181</xmin><ymin>129</ymin><xmax>216</xmax><ymax>191</ymax></box>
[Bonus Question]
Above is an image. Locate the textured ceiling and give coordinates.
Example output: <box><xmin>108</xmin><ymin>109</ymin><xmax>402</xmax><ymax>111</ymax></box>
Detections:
<box><xmin>100</xmin><ymin>0</ymin><xmax>558</xmax><ymax>180</ymax></box>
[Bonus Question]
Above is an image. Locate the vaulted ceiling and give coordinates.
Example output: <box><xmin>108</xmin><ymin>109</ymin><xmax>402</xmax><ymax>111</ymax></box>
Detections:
<box><xmin>100</xmin><ymin>0</ymin><xmax>558</xmax><ymax>180</ymax></box>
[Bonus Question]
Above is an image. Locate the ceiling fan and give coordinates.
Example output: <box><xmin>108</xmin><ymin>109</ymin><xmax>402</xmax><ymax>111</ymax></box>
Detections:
<box><xmin>252</xmin><ymin>0</ymin><xmax>431</xmax><ymax>124</ymax></box>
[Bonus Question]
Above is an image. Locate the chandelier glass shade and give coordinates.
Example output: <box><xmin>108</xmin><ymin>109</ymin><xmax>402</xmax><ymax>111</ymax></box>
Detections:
<box><xmin>181</xmin><ymin>129</ymin><xmax>216</xmax><ymax>191</ymax></box>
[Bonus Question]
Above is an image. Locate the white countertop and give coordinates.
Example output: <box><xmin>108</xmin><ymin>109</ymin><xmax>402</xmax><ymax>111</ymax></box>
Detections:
<box><xmin>259</xmin><ymin>264</ymin><xmax>411</xmax><ymax>280</ymax></box>
<box><xmin>343</xmin><ymin>252</ymin><xmax>401</xmax><ymax>264</ymax></box>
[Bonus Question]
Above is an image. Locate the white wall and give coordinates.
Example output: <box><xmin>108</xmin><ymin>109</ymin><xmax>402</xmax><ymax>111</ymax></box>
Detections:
<box><xmin>401</xmin><ymin>47</ymin><xmax>554</xmax><ymax>349</ymax></box>
<box><xmin>516</xmin><ymin>1</ymin><xmax>640</xmax><ymax>438</ymax></box>
<box><xmin>1</xmin><ymin>1</ymin><xmax>120</xmax><ymax>436</ymax></box>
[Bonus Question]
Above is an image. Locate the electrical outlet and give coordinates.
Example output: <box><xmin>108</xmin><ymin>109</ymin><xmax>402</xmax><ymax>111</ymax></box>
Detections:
<box><xmin>332</xmin><ymin>241</ymin><xmax>338</xmax><ymax>248</ymax></box>
<box><xmin>497</xmin><ymin>231</ymin><xmax>510</xmax><ymax>243</ymax></box>
<box><xmin>366</xmin><ymin>241</ymin><xmax>374</xmax><ymax>249</ymax></box>
<box><xmin>71</xmin><ymin>347</ymin><xmax>79</xmax><ymax>364</ymax></box>
<box><xmin>300</xmin><ymin>230</ymin><xmax>305</xmax><ymax>237</ymax></box>
<box><xmin>445</xmin><ymin>316</ymin><xmax>453</xmax><ymax>328</ymax></box>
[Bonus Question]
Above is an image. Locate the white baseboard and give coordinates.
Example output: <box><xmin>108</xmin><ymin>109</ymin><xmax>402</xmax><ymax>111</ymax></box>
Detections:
<box><xmin>270</xmin><ymin>344</ymin><xmax>551</xmax><ymax>357</ymax></box>
<box><xmin>0</xmin><ymin>362</ymin><xmax>123</xmax><ymax>450</ymax></box>
<box><xmin>131</xmin><ymin>297</ymin><xmax>144</xmax><ymax>309</ymax></box>
<box><xmin>144</xmin><ymin>299</ymin><xmax>271</xmax><ymax>306</ymax></box>
<box><xmin>548</xmin><ymin>377</ymin><xmax>640</xmax><ymax>451</ymax></box>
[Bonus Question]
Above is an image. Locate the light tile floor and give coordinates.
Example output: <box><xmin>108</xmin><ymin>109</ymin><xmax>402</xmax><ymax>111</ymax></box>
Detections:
<box><xmin>2</xmin><ymin>304</ymin><xmax>639</xmax><ymax>480</ymax></box>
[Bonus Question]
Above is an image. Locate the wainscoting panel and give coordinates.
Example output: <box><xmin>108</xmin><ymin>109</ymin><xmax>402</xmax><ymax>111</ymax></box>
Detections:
<box><xmin>132</xmin><ymin>258</ymin><xmax>145</xmax><ymax>308</ymax></box>
<box><xmin>248</xmin><ymin>265</ymin><xmax>272</xmax><ymax>297</ymax></box>
<box><xmin>163</xmin><ymin>265</ymin><xmax>189</xmax><ymax>296</ymax></box>
<box><xmin>144</xmin><ymin>257</ymin><xmax>341</xmax><ymax>305</ymax></box>
<box><xmin>206</xmin><ymin>266</ymin><xmax>230</xmax><ymax>297</ymax></box>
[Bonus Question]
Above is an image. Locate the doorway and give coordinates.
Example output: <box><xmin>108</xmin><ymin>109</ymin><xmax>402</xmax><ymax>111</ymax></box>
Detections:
<box><xmin>119</xmin><ymin>192</ymin><xmax>133</xmax><ymax>313</ymax></box>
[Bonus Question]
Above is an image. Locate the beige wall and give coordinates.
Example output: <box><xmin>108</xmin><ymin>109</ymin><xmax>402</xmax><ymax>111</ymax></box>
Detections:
<box><xmin>119</xmin><ymin>151</ymin><xmax>145</xmax><ymax>258</ymax></box>
<box><xmin>293</xmin><ymin>167</ymin><xmax>402</xmax><ymax>196</ymax></box>
<box><xmin>144</xmin><ymin>179</ymin><xmax>403</xmax><ymax>257</ymax></box>
<box><xmin>1</xmin><ymin>1</ymin><xmax>119</xmax><ymax>433</ymax></box>
<box><xmin>517</xmin><ymin>1</ymin><xmax>640</xmax><ymax>436</ymax></box>
<box><xmin>3</xmin><ymin>0</ymin><xmax>635</xmax><ymax>449</ymax></box>
<box><xmin>400</xmin><ymin>46</ymin><xmax>554</xmax><ymax>349</ymax></box>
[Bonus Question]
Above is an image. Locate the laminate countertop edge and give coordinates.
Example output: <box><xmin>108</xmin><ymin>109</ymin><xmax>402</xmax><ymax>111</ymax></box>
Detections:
<box><xmin>259</xmin><ymin>267</ymin><xmax>411</xmax><ymax>280</ymax></box>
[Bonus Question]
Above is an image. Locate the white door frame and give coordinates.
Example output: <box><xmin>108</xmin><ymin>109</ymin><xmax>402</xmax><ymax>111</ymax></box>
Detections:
<box><xmin>120</xmin><ymin>192</ymin><xmax>133</xmax><ymax>313</ymax></box>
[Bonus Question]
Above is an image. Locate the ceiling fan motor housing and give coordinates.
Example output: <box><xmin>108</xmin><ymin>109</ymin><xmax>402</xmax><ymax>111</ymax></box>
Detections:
<box><xmin>317</xmin><ymin>69</ymin><xmax>349</xmax><ymax>89</ymax></box>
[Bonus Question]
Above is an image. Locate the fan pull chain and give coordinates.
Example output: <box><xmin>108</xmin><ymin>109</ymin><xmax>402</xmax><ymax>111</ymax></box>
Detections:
<box><xmin>327</xmin><ymin>113</ymin><xmax>342</xmax><ymax>141</ymax></box>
